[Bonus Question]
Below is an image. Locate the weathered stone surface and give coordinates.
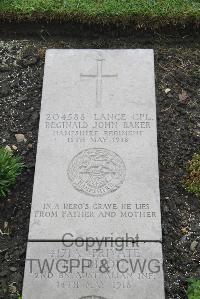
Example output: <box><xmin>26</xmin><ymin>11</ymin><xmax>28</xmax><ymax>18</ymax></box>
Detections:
<box><xmin>22</xmin><ymin>241</ymin><xmax>165</xmax><ymax>299</ymax></box>
<box><xmin>28</xmin><ymin>49</ymin><xmax>162</xmax><ymax>241</ymax></box>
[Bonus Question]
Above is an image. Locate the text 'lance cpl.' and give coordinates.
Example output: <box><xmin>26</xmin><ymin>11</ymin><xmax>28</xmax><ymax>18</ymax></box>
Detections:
<box><xmin>94</xmin><ymin>113</ymin><xmax>152</xmax><ymax>121</ymax></box>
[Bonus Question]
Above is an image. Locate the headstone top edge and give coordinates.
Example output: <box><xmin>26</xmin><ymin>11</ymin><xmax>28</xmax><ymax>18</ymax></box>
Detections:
<box><xmin>45</xmin><ymin>48</ymin><xmax>154</xmax><ymax>54</ymax></box>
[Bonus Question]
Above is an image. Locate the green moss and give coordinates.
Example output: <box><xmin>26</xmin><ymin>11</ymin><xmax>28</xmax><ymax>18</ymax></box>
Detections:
<box><xmin>187</xmin><ymin>279</ymin><xmax>200</xmax><ymax>299</ymax></box>
<box><xmin>0</xmin><ymin>147</ymin><xmax>23</xmax><ymax>198</ymax></box>
<box><xmin>183</xmin><ymin>152</ymin><xmax>200</xmax><ymax>197</ymax></box>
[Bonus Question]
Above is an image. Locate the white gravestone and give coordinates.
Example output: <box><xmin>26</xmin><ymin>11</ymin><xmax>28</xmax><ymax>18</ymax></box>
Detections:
<box><xmin>22</xmin><ymin>242</ymin><xmax>165</xmax><ymax>299</ymax></box>
<box><xmin>22</xmin><ymin>49</ymin><xmax>165</xmax><ymax>299</ymax></box>
<box><xmin>28</xmin><ymin>49</ymin><xmax>162</xmax><ymax>241</ymax></box>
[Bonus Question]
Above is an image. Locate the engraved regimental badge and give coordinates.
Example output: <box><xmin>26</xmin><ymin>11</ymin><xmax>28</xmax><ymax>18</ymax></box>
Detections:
<box><xmin>68</xmin><ymin>148</ymin><xmax>126</xmax><ymax>197</ymax></box>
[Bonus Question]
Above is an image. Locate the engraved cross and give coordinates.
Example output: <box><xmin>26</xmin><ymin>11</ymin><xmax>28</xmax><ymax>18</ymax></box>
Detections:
<box><xmin>80</xmin><ymin>59</ymin><xmax>118</xmax><ymax>107</ymax></box>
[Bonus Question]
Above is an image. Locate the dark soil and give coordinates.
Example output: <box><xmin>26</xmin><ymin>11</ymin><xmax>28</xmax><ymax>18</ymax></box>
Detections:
<box><xmin>0</xmin><ymin>26</ymin><xmax>199</xmax><ymax>299</ymax></box>
<box><xmin>0</xmin><ymin>11</ymin><xmax>199</xmax><ymax>32</ymax></box>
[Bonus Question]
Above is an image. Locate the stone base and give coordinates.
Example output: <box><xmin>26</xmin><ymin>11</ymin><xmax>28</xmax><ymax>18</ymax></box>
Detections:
<box><xmin>22</xmin><ymin>241</ymin><xmax>165</xmax><ymax>299</ymax></box>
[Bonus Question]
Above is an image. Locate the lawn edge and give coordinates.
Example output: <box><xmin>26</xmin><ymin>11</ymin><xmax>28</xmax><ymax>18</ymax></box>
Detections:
<box><xmin>0</xmin><ymin>12</ymin><xmax>199</xmax><ymax>30</ymax></box>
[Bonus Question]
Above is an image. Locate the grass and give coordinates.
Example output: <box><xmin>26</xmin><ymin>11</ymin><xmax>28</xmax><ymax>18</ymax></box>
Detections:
<box><xmin>187</xmin><ymin>279</ymin><xmax>200</xmax><ymax>299</ymax></box>
<box><xmin>183</xmin><ymin>152</ymin><xmax>200</xmax><ymax>198</ymax></box>
<box><xmin>0</xmin><ymin>147</ymin><xmax>23</xmax><ymax>198</ymax></box>
<box><xmin>0</xmin><ymin>0</ymin><xmax>199</xmax><ymax>26</ymax></box>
